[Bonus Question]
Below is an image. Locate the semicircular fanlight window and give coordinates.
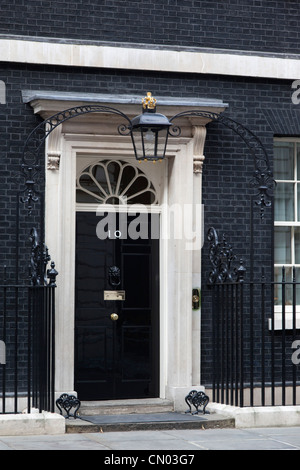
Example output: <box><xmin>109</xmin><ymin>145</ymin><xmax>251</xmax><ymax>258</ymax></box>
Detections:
<box><xmin>76</xmin><ymin>160</ymin><xmax>158</xmax><ymax>205</ymax></box>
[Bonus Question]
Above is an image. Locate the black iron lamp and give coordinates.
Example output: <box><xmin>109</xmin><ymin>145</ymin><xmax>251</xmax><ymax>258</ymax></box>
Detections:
<box><xmin>129</xmin><ymin>92</ymin><xmax>172</xmax><ymax>163</ymax></box>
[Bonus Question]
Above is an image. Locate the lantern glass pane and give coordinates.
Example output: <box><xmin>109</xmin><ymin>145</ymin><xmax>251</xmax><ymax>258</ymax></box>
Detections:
<box><xmin>131</xmin><ymin>129</ymin><xmax>144</xmax><ymax>160</ymax></box>
<box><xmin>144</xmin><ymin>129</ymin><xmax>156</xmax><ymax>157</ymax></box>
<box><xmin>156</xmin><ymin>127</ymin><xmax>168</xmax><ymax>159</ymax></box>
<box><xmin>132</xmin><ymin>127</ymin><xmax>169</xmax><ymax>161</ymax></box>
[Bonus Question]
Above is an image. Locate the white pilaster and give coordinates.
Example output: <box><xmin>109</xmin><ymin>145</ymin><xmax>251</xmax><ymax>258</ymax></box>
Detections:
<box><xmin>192</xmin><ymin>126</ymin><xmax>206</xmax><ymax>387</ymax></box>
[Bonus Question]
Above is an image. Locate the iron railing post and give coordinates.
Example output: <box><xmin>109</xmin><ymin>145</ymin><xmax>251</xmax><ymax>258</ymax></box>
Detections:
<box><xmin>282</xmin><ymin>266</ymin><xmax>286</xmax><ymax>406</ymax></box>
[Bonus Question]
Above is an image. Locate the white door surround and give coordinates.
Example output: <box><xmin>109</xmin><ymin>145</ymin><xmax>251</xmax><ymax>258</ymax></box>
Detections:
<box><xmin>24</xmin><ymin>92</ymin><xmax>227</xmax><ymax>410</ymax></box>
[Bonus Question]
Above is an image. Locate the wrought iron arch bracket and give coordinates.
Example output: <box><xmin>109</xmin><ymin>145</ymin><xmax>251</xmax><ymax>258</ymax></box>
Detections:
<box><xmin>22</xmin><ymin>104</ymin><xmax>132</xmax><ymax>162</ymax></box>
<box><xmin>21</xmin><ymin>105</ymin><xmax>133</xmax><ymax>213</ymax></box>
<box><xmin>169</xmin><ymin>110</ymin><xmax>275</xmax><ymax>218</ymax></box>
<box><xmin>169</xmin><ymin>111</ymin><xmax>270</xmax><ymax>172</ymax></box>
<box><xmin>21</xmin><ymin>105</ymin><xmax>274</xmax><ymax>218</ymax></box>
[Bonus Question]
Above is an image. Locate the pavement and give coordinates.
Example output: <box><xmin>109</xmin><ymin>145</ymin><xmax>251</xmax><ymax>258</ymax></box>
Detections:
<box><xmin>0</xmin><ymin>426</ymin><xmax>300</xmax><ymax>451</ymax></box>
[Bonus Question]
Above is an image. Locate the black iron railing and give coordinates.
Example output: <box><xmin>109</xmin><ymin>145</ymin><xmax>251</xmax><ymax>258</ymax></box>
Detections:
<box><xmin>207</xmin><ymin>226</ymin><xmax>300</xmax><ymax>407</ymax></box>
<box><xmin>210</xmin><ymin>267</ymin><xmax>300</xmax><ymax>407</ymax></box>
<box><xmin>0</xmin><ymin>279</ymin><xmax>56</xmax><ymax>414</ymax></box>
<box><xmin>0</xmin><ymin>282</ymin><xmax>29</xmax><ymax>414</ymax></box>
<box><xmin>30</xmin><ymin>284</ymin><xmax>56</xmax><ymax>413</ymax></box>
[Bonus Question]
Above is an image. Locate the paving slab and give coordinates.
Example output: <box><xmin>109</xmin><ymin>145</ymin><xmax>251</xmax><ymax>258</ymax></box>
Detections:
<box><xmin>0</xmin><ymin>427</ymin><xmax>300</xmax><ymax>450</ymax></box>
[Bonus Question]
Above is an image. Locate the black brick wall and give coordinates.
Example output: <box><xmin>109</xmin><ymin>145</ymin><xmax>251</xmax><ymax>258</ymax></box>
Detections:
<box><xmin>0</xmin><ymin>61</ymin><xmax>299</xmax><ymax>385</ymax></box>
<box><xmin>0</xmin><ymin>0</ymin><xmax>300</xmax><ymax>54</ymax></box>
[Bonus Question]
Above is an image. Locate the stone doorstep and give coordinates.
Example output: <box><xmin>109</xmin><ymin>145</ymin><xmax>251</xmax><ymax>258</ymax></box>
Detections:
<box><xmin>4</xmin><ymin>403</ymin><xmax>300</xmax><ymax>436</ymax></box>
<box><xmin>66</xmin><ymin>397</ymin><xmax>264</xmax><ymax>434</ymax></box>
<box><xmin>68</xmin><ymin>402</ymin><xmax>300</xmax><ymax>434</ymax></box>
<box><xmin>65</xmin><ymin>412</ymin><xmax>235</xmax><ymax>434</ymax></box>
<box><xmin>64</xmin><ymin>398</ymin><xmax>237</xmax><ymax>433</ymax></box>
<box><xmin>78</xmin><ymin>398</ymin><xmax>174</xmax><ymax>416</ymax></box>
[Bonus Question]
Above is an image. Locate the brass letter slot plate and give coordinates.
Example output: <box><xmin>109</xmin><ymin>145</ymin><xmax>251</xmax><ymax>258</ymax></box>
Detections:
<box><xmin>104</xmin><ymin>290</ymin><xmax>126</xmax><ymax>301</ymax></box>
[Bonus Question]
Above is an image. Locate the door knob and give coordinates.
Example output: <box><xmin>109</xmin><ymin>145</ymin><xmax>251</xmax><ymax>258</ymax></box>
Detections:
<box><xmin>110</xmin><ymin>313</ymin><xmax>119</xmax><ymax>321</ymax></box>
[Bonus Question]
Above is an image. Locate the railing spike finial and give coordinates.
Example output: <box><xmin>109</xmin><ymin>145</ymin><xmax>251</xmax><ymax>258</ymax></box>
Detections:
<box><xmin>47</xmin><ymin>261</ymin><xmax>58</xmax><ymax>287</ymax></box>
<box><xmin>237</xmin><ymin>259</ymin><xmax>246</xmax><ymax>283</ymax></box>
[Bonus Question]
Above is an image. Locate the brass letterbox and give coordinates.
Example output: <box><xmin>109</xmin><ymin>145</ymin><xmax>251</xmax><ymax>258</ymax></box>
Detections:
<box><xmin>104</xmin><ymin>290</ymin><xmax>126</xmax><ymax>301</ymax></box>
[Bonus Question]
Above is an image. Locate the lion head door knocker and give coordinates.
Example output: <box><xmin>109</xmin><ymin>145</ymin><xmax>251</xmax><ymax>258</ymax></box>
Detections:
<box><xmin>108</xmin><ymin>266</ymin><xmax>121</xmax><ymax>288</ymax></box>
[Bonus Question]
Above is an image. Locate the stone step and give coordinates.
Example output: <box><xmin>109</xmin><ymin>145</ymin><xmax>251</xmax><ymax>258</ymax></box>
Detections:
<box><xmin>66</xmin><ymin>412</ymin><xmax>235</xmax><ymax>434</ymax></box>
<box><xmin>78</xmin><ymin>398</ymin><xmax>174</xmax><ymax>416</ymax></box>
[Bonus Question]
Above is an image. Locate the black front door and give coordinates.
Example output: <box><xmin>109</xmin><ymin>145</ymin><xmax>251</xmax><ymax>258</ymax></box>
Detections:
<box><xmin>75</xmin><ymin>211</ymin><xmax>159</xmax><ymax>400</ymax></box>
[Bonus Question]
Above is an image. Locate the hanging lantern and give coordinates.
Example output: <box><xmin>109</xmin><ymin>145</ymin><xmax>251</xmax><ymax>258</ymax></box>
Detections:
<box><xmin>129</xmin><ymin>92</ymin><xmax>172</xmax><ymax>162</ymax></box>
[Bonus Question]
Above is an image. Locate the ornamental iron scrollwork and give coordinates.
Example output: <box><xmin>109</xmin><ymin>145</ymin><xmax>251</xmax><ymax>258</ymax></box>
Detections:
<box><xmin>21</xmin><ymin>105</ymin><xmax>133</xmax><ymax>214</ymax></box>
<box><xmin>20</xmin><ymin>104</ymin><xmax>274</xmax><ymax>221</ymax></box>
<box><xmin>23</xmin><ymin>105</ymin><xmax>132</xmax><ymax>161</ymax></box>
<box><xmin>169</xmin><ymin>111</ymin><xmax>270</xmax><ymax>173</ymax></box>
<box><xmin>29</xmin><ymin>227</ymin><xmax>58</xmax><ymax>286</ymax></box>
<box><xmin>207</xmin><ymin>227</ymin><xmax>246</xmax><ymax>285</ymax></box>
<box><xmin>20</xmin><ymin>104</ymin><xmax>275</xmax><ymax>218</ymax></box>
<box><xmin>169</xmin><ymin>110</ymin><xmax>275</xmax><ymax>219</ymax></box>
<box><xmin>18</xmin><ymin>164</ymin><xmax>41</xmax><ymax>216</ymax></box>
<box><xmin>56</xmin><ymin>393</ymin><xmax>81</xmax><ymax>419</ymax></box>
<box><xmin>185</xmin><ymin>390</ymin><xmax>210</xmax><ymax>415</ymax></box>
<box><xmin>249</xmin><ymin>170</ymin><xmax>276</xmax><ymax>219</ymax></box>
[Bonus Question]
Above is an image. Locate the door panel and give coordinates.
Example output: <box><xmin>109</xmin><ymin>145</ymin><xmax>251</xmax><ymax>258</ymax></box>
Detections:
<box><xmin>75</xmin><ymin>211</ymin><xmax>159</xmax><ymax>400</ymax></box>
<box><xmin>123</xmin><ymin>253</ymin><xmax>150</xmax><ymax>307</ymax></box>
<box><xmin>121</xmin><ymin>326</ymin><xmax>151</xmax><ymax>379</ymax></box>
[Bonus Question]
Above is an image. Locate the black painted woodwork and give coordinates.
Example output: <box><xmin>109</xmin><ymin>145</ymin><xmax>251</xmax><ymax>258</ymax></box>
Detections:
<box><xmin>75</xmin><ymin>211</ymin><xmax>159</xmax><ymax>400</ymax></box>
